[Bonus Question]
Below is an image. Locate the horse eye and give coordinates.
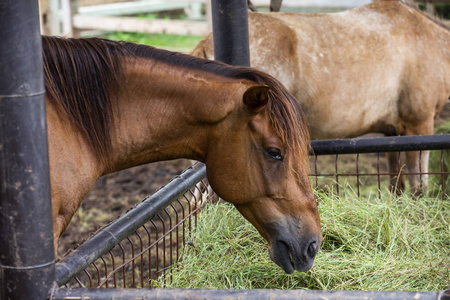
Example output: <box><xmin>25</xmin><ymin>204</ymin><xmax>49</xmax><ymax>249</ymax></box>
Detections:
<box><xmin>266</xmin><ymin>147</ymin><xmax>283</xmax><ymax>161</ymax></box>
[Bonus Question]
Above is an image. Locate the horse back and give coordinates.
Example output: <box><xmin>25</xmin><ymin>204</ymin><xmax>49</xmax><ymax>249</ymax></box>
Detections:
<box><xmin>258</xmin><ymin>1</ymin><xmax>450</xmax><ymax>137</ymax></box>
<box><xmin>190</xmin><ymin>1</ymin><xmax>450</xmax><ymax>138</ymax></box>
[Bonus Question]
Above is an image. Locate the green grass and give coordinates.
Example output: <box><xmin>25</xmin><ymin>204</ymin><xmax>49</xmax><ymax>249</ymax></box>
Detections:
<box><xmin>155</xmin><ymin>186</ymin><xmax>450</xmax><ymax>291</ymax></box>
<box><xmin>84</xmin><ymin>9</ymin><xmax>204</xmax><ymax>53</ymax></box>
<box><xmin>103</xmin><ymin>31</ymin><xmax>203</xmax><ymax>53</ymax></box>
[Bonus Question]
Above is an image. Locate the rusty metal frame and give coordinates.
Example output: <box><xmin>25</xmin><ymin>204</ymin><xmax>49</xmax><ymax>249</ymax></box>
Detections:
<box><xmin>309</xmin><ymin>134</ymin><xmax>450</xmax><ymax>198</ymax></box>
<box><xmin>55</xmin><ymin>162</ymin><xmax>212</xmax><ymax>288</ymax></box>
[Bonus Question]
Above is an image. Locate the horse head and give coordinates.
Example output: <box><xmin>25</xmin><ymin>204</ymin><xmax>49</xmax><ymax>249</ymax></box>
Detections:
<box><xmin>42</xmin><ymin>36</ymin><xmax>322</xmax><ymax>271</ymax></box>
<box><xmin>204</xmin><ymin>77</ymin><xmax>322</xmax><ymax>273</ymax></box>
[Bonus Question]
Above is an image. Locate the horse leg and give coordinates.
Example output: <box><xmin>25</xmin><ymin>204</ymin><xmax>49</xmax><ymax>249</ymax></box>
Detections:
<box><xmin>403</xmin><ymin>121</ymin><xmax>434</xmax><ymax>196</ymax></box>
<box><xmin>387</xmin><ymin>152</ymin><xmax>405</xmax><ymax>195</ymax></box>
<box><xmin>405</xmin><ymin>150</ymin><xmax>429</xmax><ymax>197</ymax></box>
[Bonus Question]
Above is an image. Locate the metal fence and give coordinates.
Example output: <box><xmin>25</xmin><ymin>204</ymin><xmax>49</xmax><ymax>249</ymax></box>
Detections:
<box><xmin>51</xmin><ymin>134</ymin><xmax>450</xmax><ymax>299</ymax></box>
<box><xmin>54</xmin><ymin>163</ymin><xmax>215</xmax><ymax>289</ymax></box>
<box><xmin>309</xmin><ymin>134</ymin><xmax>450</xmax><ymax>198</ymax></box>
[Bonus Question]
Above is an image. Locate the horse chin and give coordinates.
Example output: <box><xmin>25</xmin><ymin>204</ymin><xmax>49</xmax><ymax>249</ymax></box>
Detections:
<box><xmin>268</xmin><ymin>240</ymin><xmax>315</xmax><ymax>274</ymax></box>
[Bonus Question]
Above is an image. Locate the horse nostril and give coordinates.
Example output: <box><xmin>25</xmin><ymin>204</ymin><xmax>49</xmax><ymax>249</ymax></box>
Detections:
<box><xmin>306</xmin><ymin>238</ymin><xmax>319</xmax><ymax>259</ymax></box>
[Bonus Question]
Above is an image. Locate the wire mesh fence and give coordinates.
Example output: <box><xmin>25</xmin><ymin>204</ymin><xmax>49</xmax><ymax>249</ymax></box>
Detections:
<box><xmin>61</xmin><ymin>177</ymin><xmax>214</xmax><ymax>288</ymax></box>
<box><xmin>55</xmin><ymin>163</ymin><xmax>215</xmax><ymax>288</ymax></box>
<box><xmin>56</xmin><ymin>135</ymin><xmax>450</xmax><ymax>290</ymax></box>
<box><xmin>309</xmin><ymin>150</ymin><xmax>449</xmax><ymax>199</ymax></box>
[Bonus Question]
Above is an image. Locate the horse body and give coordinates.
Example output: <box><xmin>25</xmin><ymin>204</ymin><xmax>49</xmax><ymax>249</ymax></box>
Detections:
<box><xmin>191</xmin><ymin>0</ymin><xmax>450</xmax><ymax>194</ymax></box>
<box><xmin>43</xmin><ymin>36</ymin><xmax>321</xmax><ymax>273</ymax></box>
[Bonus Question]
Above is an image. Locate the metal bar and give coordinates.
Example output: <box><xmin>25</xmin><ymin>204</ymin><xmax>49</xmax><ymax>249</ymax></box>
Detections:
<box><xmin>126</xmin><ymin>237</ymin><xmax>136</xmax><ymax>287</ymax></box>
<box><xmin>377</xmin><ymin>153</ymin><xmax>381</xmax><ymax>197</ymax></box>
<box><xmin>51</xmin><ymin>287</ymin><xmax>447</xmax><ymax>300</ymax></box>
<box><xmin>142</xmin><ymin>225</ymin><xmax>152</xmax><ymax>284</ymax></box>
<box><xmin>356</xmin><ymin>153</ymin><xmax>360</xmax><ymax>197</ymax></box>
<box><xmin>109</xmin><ymin>250</ymin><xmax>116</xmax><ymax>288</ymax></box>
<box><xmin>310</xmin><ymin>135</ymin><xmax>450</xmax><ymax>155</ymax></box>
<box><xmin>314</xmin><ymin>155</ymin><xmax>318</xmax><ymax>187</ymax></box>
<box><xmin>211</xmin><ymin>0</ymin><xmax>251</xmax><ymax>66</ymax></box>
<box><xmin>151</xmin><ymin>220</ymin><xmax>160</xmax><ymax>279</ymax></box>
<box><xmin>83</xmin><ymin>269</ymin><xmax>93</xmax><ymax>288</ymax></box>
<box><xmin>135</xmin><ymin>231</ymin><xmax>144</xmax><ymax>288</ymax></box>
<box><xmin>419</xmin><ymin>150</ymin><xmax>423</xmax><ymax>191</ymax></box>
<box><xmin>157</xmin><ymin>214</ymin><xmax>167</xmax><ymax>279</ymax></box>
<box><xmin>100</xmin><ymin>256</ymin><xmax>109</xmax><ymax>288</ymax></box>
<box><xmin>441</xmin><ymin>150</ymin><xmax>446</xmax><ymax>201</ymax></box>
<box><xmin>74</xmin><ymin>276</ymin><xmax>83</xmax><ymax>288</ymax></box>
<box><xmin>92</xmin><ymin>262</ymin><xmax>101</xmax><ymax>287</ymax></box>
<box><xmin>55</xmin><ymin>163</ymin><xmax>206</xmax><ymax>286</ymax></box>
<box><xmin>118</xmin><ymin>243</ymin><xmax>126</xmax><ymax>288</ymax></box>
<box><xmin>308</xmin><ymin>170</ymin><xmax>450</xmax><ymax>178</ymax></box>
<box><xmin>0</xmin><ymin>1</ymin><xmax>55</xmax><ymax>300</ymax></box>
<box><xmin>171</xmin><ymin>203</ymin><xmax>180</xmax><ymax>264</ymax></box>
<box><xmin>335</xmin><ymin>154</ymin><xmax>339</xmax><ymax>194</ymax></box>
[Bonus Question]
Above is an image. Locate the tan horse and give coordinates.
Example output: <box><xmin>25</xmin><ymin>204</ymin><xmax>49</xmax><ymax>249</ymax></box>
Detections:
<box><xmin>191</xmin><ymin>0</ymin><xmax>450</xmax><ymax>195</ymax></box>
<box><xmin>42</xmin><ymin>36</ymin><xmax>321</xmax><ymax>273</ymax></box>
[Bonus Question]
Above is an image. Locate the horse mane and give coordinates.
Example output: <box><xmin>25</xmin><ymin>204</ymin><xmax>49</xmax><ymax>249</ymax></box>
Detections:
<box><xmin>375</xmin><ymin>0</ymin><xmax>450</xmax><ymax>31</ymax></box>
<box><xmin>42</xmin><ymin>36</ymin><xmax>310</xmax><ymax>177</ymax></box>
<box><xmin>42</xmin><ymin>36</ymin><xmax>125</xmax><ymax>168</ymax></box>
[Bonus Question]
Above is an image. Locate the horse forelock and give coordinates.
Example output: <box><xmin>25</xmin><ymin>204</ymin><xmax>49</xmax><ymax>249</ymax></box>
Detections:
<box><xmin>264</xmin><ymin>75</ymin><xmax>311</xmax><ymax>184</ymax></box>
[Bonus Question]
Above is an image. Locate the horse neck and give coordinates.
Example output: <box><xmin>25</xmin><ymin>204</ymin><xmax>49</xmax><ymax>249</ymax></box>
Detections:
<box><xmin>106</xmin><ymin>58</ymin><xmax>242</xmax><ymax>173</ymax></box>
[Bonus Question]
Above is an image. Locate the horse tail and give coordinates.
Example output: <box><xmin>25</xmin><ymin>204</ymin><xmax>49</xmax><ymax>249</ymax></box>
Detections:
<box><xmin>189</xmin><ymin>33</ymin><xmax>214</xmax><ymax>59</ymax></box>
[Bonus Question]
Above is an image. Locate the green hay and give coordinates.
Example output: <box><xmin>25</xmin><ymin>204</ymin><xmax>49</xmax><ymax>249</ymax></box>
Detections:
<box><xmin>155</xmin><ymin>186</ymin><xmax>450</xmax><ymax>291</ymax></box>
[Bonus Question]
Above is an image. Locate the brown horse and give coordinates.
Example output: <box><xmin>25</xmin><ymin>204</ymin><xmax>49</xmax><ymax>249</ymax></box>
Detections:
<box><xmin>191</xmin><ymin>0</ymin><xmax>450</xmax><ymax>195</ymax></box>
<box><xmin>42</xmin><ymin>36</ymin><xmax>321</xmax><ymax>273</ymax></box>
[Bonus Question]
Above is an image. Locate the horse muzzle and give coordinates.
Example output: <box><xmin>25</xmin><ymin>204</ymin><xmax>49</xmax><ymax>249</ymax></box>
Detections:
<box><xmin>268</xmin><ymin>235</ymin><xmax>321</xmax><ymax>274</ymax></box>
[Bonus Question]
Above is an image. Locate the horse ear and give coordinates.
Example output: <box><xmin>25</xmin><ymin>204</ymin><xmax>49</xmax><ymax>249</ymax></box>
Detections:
<box><xmin>243</xmin><ymin>85</ymin><xmax>270</xmax><ymax>114</ymax></box>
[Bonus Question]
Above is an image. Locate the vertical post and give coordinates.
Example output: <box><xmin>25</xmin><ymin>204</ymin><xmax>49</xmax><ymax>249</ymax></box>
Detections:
<box><xmin>0</xmin><ymin>0</ymin><xmax>55</xmax><ymax>300</ymax></box>
<box><xmin>426</xmin><ymin>1</ymin><xmax>435</xmax><ymax>16</ymax></box>
<box><xmin>48</xmin><ymin>0</ymin><xmax>62</xmax><ymax>35</ymax></box>
<box><xmin>47</xmin><ymin>0</ymin><xmax>74</xmax><ymax>36</ymax></box>
<box><xmin>205</xmin><ymin>0</ymin><xmax>213</xmax><ymax>32</ymax></box>
<box><xmin>39</xmin><ymin>0</ymin><xmax>51</xmax><ymax>34</ymax></box>
<box><xmin>211</xmin><ymin>0</ymin><xmax>250</xmax><ymax>66</ymax></box>
<box><xmin>60</xmin><ymin>0</ymin><xmax>74</xmax><ymax>36</ymax></box>
<box><xmin>71</xmin><ymin>0</ymin><xmax>80</xmax><ymax>38</ymax></box>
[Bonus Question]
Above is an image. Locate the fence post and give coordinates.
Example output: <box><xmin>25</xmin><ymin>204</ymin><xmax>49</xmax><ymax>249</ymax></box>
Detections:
<box><xmin>426</xmin><ymin>1</ymin><xmax>435</xmax><ymax>15</ymax></box>
<box><xmin>211</xmin><ymin>0</ymin><xmax>250</xmax><ymax>66</ymax></box>
<box><xmin>0</xmin><ymin>0</ymin><xmax>55</xmax><ymax>299</ymax></box>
